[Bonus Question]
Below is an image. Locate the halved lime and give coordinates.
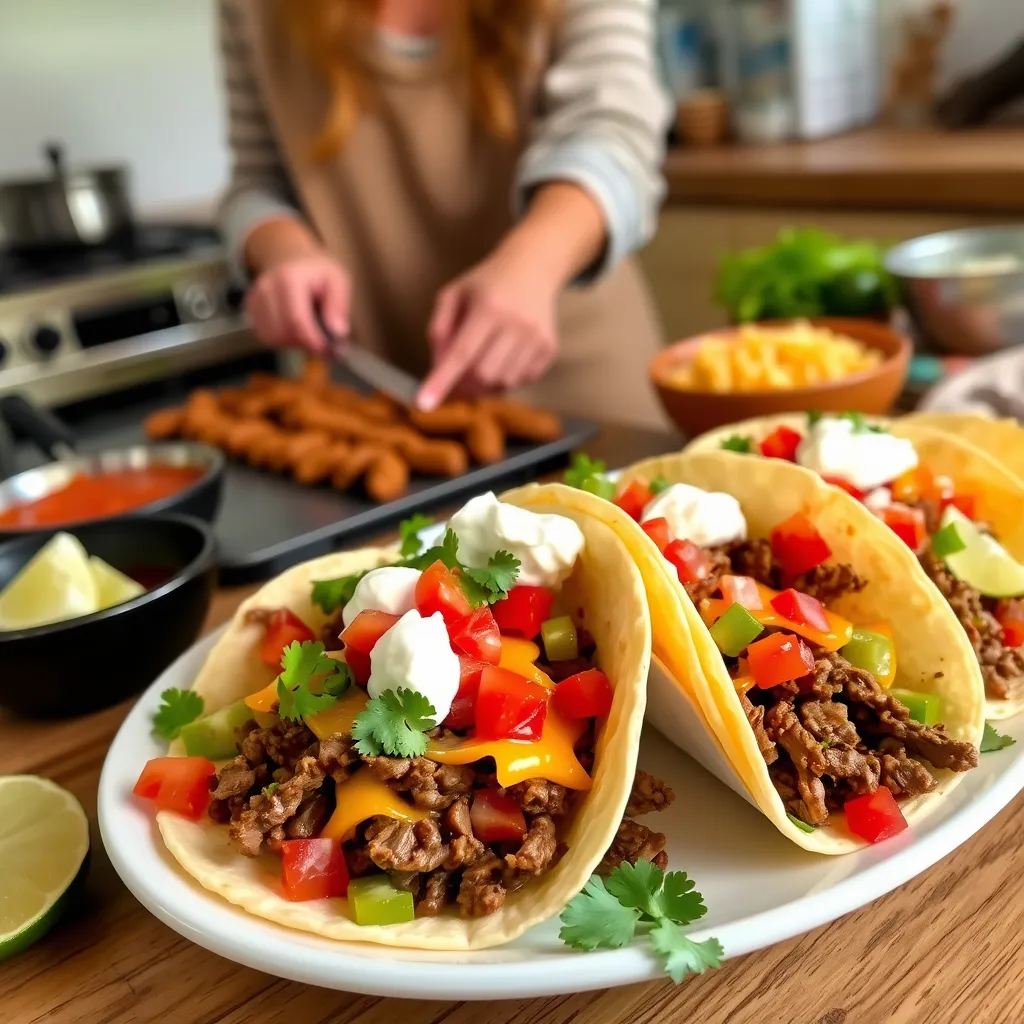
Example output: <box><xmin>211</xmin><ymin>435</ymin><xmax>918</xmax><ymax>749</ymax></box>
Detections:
<box><xmin>940</xmin><ymin>505</ymin><xmax>1024</xmax><ymax>599</ymax></box>
<box><xmin>89</xmin><ymin>556</ymin><xmax>144</xmax><ymax>610</ymax></box>
<box><xmin>0</xmin><ymin>532</ymin><xmax>98</xmax><ymax>631</ymax></box>
<box><xmin>0</xmin><ymin>776</ymin><xmax>90</xmax><ymax>961</ymax></box>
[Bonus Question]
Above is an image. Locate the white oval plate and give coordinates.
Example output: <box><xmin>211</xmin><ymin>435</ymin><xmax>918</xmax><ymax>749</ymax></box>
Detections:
<box><xmin>99</xmin><ymin>627</ymin><xmax>1024</xmax><ymax>1000</ymax></box>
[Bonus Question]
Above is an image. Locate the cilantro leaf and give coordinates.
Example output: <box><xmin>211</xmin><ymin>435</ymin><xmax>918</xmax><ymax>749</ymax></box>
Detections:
<box><xmin>654</xmin><ymin>871</ymin><xmax>708</xmax><ymax>926</ymax></box>
<box><xmin>462</xmin><ymin>550</ymin><xmax>521</xmax><ymax>606</ymax></box>
<box><xmin>558</xmin><ymin>876</ymin><xmax>639</xmax><ymax>951</ymax></box>
<box><xmin>807</xmin><ymin>410</ymin><xmax>823</xmax><ymax>428</ymax></box>
<box><xmin>324</xmin><ymin>660</ymin><xmax>354</xmax><ymax>697</ymax></box>
<box><xmin>277</xmin><ymin>641</ymin><xmax>341</xmax><ymax>720</ymax></box>
<box><xmin>408</xmin><ymin>528</ymin><xmax>461</xmax><ymax>572</ymax></box>
<box><xmin>649</xmin><ymin>476</ymin><xmax>671</xmax><ymax>495</ymax></box>
<box><xmin>152</xmin><ymin>687</ymin><xmax>204</xmax><ymax>740</ymax></box>
<box><xmin>839</xmin><ymin>410</ymin><xmax>867</xmax><ymax>432</ymax></box>
<box><xmin>981</xmin><ymin>721</ymin><xmax>1016</xmax><ymax>753</ymax></box>
<box><xmin>604</xmin><ymin>859</ymin><xmax>665</xmax><ymax>919</ymax></box>
<box><xmin>352</xmin><ymin>688</ymin><xmax>436</xmax><ymax>758</ymax></box>
<box><xmin>261</xmin><ymin>782</ymin><xmax>279</xmax><ymax>798</ymax></box>
<box><xmin>399</xmin><ymin>514</ymin><xmax>433</xmax><ymax>558</ymax></box>
<box><xmin>311</xmin><ymin>574</ymin><xmax>366</xmax><ymax>613</ymax></box>
<box><xmin>787</xmin><ymin>812</ymin><xmax>816</xmax><ymax>833</ymax></box>
<box><xmin>720</xmin><ymin>434</ymin><xmax>752</xmax><ymax>454</ymax></box>
<box><xmin>649</xmin><ymin>921</ymin><xmax>723</xmax><ymax>983</ymax></box>
<box><xmin>564</xmin><ymin>452</ymin><xmax>607</xmax><ymax>490</ymax></box>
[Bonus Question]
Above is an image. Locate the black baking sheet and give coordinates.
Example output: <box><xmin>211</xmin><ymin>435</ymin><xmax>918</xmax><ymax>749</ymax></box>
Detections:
<box><xmin>22</xmin><ymin>403</ymin><xmax>595</xmax><ymax>583</ymax></box>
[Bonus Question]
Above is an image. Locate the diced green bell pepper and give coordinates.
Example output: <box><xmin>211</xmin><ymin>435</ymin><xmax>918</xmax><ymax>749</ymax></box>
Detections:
<box><xmin>720</xmin><ymin>435</ymin><xmax>752</xmax><ymax>454</ymax></box>
<box><xmin>649</xmin><ymin>476</ymin><xmax>670</xmax><ymax>495</ymax></box>
<box><xmin>541</xmin><ymin>615</ymin><xmax>578</xmax><ymax>662</ymax></box>
<box><xmin>348</xmin><ymin>875</ymin><xmax>415</xmax><ymax>926</ymax></box>
<box><xmin>840</xmin><ymin>630</ymin><xmax>893</xmax><ymax>682</ymax></box>
<box><xmin>180</xmin><ymin>700</ymin><xmax>253</xmax><ymax>760</ymax></box>
<box><xmin>890</xmin><ymin>688</ymin><xmax>942</xmax><ymax>727</ymax></box>
<box><xmin>932</xmin><ymin>522</ymin><xmax>967</xmax><ymax>558</ymax></box>
<box><xmin>710</xmin><ymin>603</ymin><xmax>763</xmax><ymax>658</ymax></box>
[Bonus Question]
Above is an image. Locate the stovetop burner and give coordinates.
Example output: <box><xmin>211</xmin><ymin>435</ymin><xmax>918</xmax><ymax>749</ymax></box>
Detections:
<box><xmin>0</xmin><ymin>223</ymin><xmax>223</xmax><ymax>293</ymax></box>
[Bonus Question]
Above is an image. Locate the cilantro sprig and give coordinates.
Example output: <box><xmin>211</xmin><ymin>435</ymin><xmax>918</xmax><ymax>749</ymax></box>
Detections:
<box><xmin>563</xmin><ymin>452</ymin><xmax>616</xmax><ymax>500</ymax></box>
<box><xmin>559</xmin><ymin>860</ymin><xmax>722</xmax><ymax>984</ymax></box>
<box><xmin>719</xmin><ymin>434</ymin><xmax>752</xmax><ymax>454</ymax></box>
<box><xmin>152</xmin><ymin>687</ymin><xmax>204</xmax><ymax>740</ymax></box>
<box><xmin>981</xmin><ymin>721</ymin><xmax>1016</xmax><ymax>753</ymax></box>
<box><xmin>312</xmin><ymin>517</ymin><xmax>520</xmax><ymax>615</ymax></box>
<box><xmin>276</xmin><ymin>641</ymin><xmax>351</xmax><ymax>721</ymax></box>
<box><xmin>352</xmin><ymin>688</ymin><xmax>437</xmax><ymax>758</ymax></box>
<box><xmin>806</xmin><ymin>410</ymin><xmax>886</xmax><ymax>435</ymax></box>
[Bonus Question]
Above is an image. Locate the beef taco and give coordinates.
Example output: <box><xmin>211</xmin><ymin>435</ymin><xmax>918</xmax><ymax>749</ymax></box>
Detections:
<box><xmin>134</xmin><ymin>493</ymin><xmax>667</xmax><ymax>950</ymax></box>
<box><xmin>686</xmin><ymin>412</ymin><xmax>1024</xmax><ymax>718</ymax></box>
<box><xmin>901</xmin><ymin>412</ymin><xmax>1024</xmax><ymax>483</ymax></box>
<box><xmin>512</xmin><ymin>460</ymin><xmax>983</xmax><ymax>852</ymax></box>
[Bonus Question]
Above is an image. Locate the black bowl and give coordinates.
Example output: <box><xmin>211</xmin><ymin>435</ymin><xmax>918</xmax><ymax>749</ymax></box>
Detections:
<box><xmin>0</xmin><ymin>514</ymin><xmax>217</xmax><ymax>718</ymax></box>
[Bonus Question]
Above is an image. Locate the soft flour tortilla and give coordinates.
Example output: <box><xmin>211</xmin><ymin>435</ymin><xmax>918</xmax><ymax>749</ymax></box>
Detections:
<box><xmin>687</xmin><ymin>413</ymin><xmax>1024</xmax><ymax>719</ymax></box>
<box><xmin>157</xmin><ymin>503</ymin><xmax>651</xmax><ymax>951</ymax></box>
<box><xmin>511</xmin><ymin>465</ymin><xmax>985</xmax><ymax>853</ymax></box>
<box><xmin>901</xmin><ymin>412</ymin><xmax>1024</xmax><ymax>484</ymax></box>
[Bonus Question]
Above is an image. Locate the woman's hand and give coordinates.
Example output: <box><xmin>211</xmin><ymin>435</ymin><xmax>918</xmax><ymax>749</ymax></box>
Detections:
<box><xmin>242</xmin><ymin>218</ymin><xmax>350</xmax><ymax>355</ymax></box>
<box><xmin>417</xmin><ymin>247</ymin><xmax>559</xmax><ymax>411</ymax></box>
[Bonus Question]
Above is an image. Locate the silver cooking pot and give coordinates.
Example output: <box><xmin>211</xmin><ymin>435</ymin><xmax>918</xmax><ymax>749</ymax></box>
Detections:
<box><xmin>0</xmin><ymin>143</ymin><xmax>134</xmax><ymax>249</ymax></box>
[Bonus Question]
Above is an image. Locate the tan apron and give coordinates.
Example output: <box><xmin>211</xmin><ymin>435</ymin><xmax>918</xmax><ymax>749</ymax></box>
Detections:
<box><xmin>241</xmin><ymin>3</ymin><xmax>669</xmax><ymax>429</ymax></box>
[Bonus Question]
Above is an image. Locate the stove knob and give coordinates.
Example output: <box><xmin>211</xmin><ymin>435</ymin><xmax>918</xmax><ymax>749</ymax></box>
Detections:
<box><xmin>226</xmin><ymin>284</ymin><xmax>246</xmax><ymax>312</ymax></box>
<box><xmin>31</xmin><ymin>325</ymin><xmax>62</xmax><ymax>356</ymax></box>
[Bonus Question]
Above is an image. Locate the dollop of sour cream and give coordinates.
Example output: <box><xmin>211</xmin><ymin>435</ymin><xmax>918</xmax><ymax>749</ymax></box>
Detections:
<box><xmin>342</xmin><ymin>566</ymin><xmax>422</xmax><ymax>627</ymax></box>
<box><xmin>641</xmin><ymin>482</ymin><xmax>747</xmax><ymax>547</ymax></box>
<box><xmin>796</xmin><ymin>418</ymin><xmax>918</xmax><ymax>492</ymax></box>
<box><xmin>449</xmin><ymin>492</ymin><xmax>584</xmax><ymax>588</ymax></box>
<box><xmin>367</xmin><ymin>610</ymin><xmax>459</xmax><ymax>721</ymax></box>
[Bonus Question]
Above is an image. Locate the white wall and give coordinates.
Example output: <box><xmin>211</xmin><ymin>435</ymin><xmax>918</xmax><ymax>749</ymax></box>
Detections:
<box><xmin>0</xmin><ymin>0</ymin><xmax>227</xmax><ymax>216</ymax></box>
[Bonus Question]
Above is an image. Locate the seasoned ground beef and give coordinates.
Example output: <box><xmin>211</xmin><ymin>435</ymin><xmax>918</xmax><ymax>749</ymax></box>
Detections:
<box><xmin>727</xmin><ymin>539</ymin><xmax>866</xmax><ymax>605</ymax></box>
<box><xmin>740</xmin><ymin>693</ymin><xmax>778</xmax><ymax>766</ymax></box>
<box><xmin>239</xmin><ymin>718</ymin><xmax>316</xmax><ymax>771</ymax></box>
<box><xmin>285</xmin><ymin>792</ymin><xmax>330</xmax><ymax>839</ymax></box>
<box><xmin>457</xmin><ymin>854</ymin><xmax>507</xmax><ymax>917</ymax></box>
<box><xmin>416</xmin><ymin>869</ymin><xmax>453</xmax><ymax>916</ymax></box>
<box><xmin>505</xmin><ymin>815</ymin><xmax>558</xmax><ymax>874</ymax></box>
<box><xmin>365</xmin><ymin>817</ymin><xmax>448</xmax><ymax>873</ymax></box>
<box><xmin>318</xmin><ymin>734</ymin><xmax>360</xmax><ymax>783</ymax></box>
<box><xmin>626</xmin><ymin>769</ymin><xmax>676</xmax><ymax>816</ymax></box>
<box><xmin>790</xmin><ymin>563</ymin><xmax>866</xmax><ymax>605</ymax></box>
<box><xmin>210</xmin><ymin>755</ymin><xmax>263</xmax><ymax>800</ymax></box>
<box><xmin>919</xmin><ymin>549</ymin><xmax>1024</xmax><ymax>702</ymax></box>
<box><xmin>362</xmin><ymin>756</ymin><xmax>475</xmax><ymax>810</ymax></box>
<box><xmin>728</xmin><ymin>538</ymin><xmax>778</xmax><ymax>588</ymax></box>
<box><xmin>507</xmin><ymin>778</ymin><xmax>569</xmax><ymax>816</ymax></box>
<box><xmin>598</xmin><ymin>819</ymin><xmax>668</xmax><ymax>875</ymax></box>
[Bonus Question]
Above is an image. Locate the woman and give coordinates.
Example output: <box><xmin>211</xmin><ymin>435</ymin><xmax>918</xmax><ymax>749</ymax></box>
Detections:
<box><xmin>219</xmin><ymin>0</ymin><xmax>671</xmax><ymax>427</ymax></box>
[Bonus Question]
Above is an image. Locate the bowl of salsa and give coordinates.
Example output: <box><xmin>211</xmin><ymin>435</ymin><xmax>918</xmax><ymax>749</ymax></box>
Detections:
<box><xmin>0</xmin><ymin>443</ymin><xmax>224</xmax><ymax>536</ymax></box>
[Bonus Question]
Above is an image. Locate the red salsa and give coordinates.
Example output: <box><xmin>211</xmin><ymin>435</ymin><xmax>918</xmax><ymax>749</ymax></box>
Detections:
<box><xmin>0</xmin><ymin>466</ymin><xmax>202</xmax><ymax>529</ymax></box>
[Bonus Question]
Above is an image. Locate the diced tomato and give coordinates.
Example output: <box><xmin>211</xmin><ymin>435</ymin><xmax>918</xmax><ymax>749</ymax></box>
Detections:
<box><xmin>1002</xmin><ymin>621</ymin><xmax>1024</xmax><ymax>648</ymax></box>
<box><xmin>340</xmin><ymin>610</ymin><xmax>400</xmax><ymax>653</ymax></box>
<box><xmin>770</xmin><ymin>588</ymin><xmax>829</xmax><ymax>631</ymax></box>
<box><xmin>945</xmin><ymin>492</ymin><xmax>976</xmax><ymax>520</ymax></box>
<box><xmin>475</xmin><ymin>666</ymin><xmax>550</xmax><ymax>741</ymax></box>
<box><xmin>414</xmin><ymin>559</ymin><xmax>474</xmax><ymax>629</ymax></box>
<box><xmin>844</xmin><ymin>786</ymin><xmax>907</xmax><ymax>843</ymax></box>
<box><xmin>553</xmin><ymin>668</ymin><xmax>614</xmax><ymax>719</ymax></box>
<box><xmin>281</xmin><ymin>839</ymin><xmax>350</xmax><ymax>900</ymax></box>
<box><xmin>747</xmin><ymin>632</ymin><xmax>815</xmax><ymax>689</ymax></box>
<box><xmin>879</xmin><ymin>502</ymin><xmax>926</xmax><ymax>550</ymax></box>
<box><xmin>770</xmin><ymin>512</ymin><xmax>832</xmax><ymax>576</ymax></box>
<box><xmin>470</xmin><ymin>790</ymin><xmax>527</xmax><ymax>843</ymax></box>
<box><xmin>491</xmin><ymin>584</ymin><xmax>554</xmax><ymax>639</ymax></box>
<box><xmin>613</xmin><ymin>479</ymin><xmax>654</xmax><ymax>521</ymax></box>
<box><xmin>640</xmin><ymin>516</ymin><xmax>672</xmax><ymax>553</ymax></box>
<box><xmin>339</xmin><ymin>610</ymin><xmax>399</xmax><ymax>685</ymax></box>
<box><xmin>664</xmin><ymin>539</ymin><xmax>713</xmax><ymax>586</ymax></box>
<box><xmin>133</xmin><ymin>757</ymin><xmax>215</xmax><ymax>819</ymax></box>
<box><xmin>758</xmin><ymin>425</ymin><xmax>802</xmax><ymax>462</ymax></box>
<box><xmin>449</xmin><ymin>605</ymin><xmax>501</xmax><ymax>665</ymax></box>
<box><xmin>719</xmin><ymin>575</ymin><xmax>763</xmax><ymax>610</ymax></box>
<box><xmin>822</xmin><ymin>476</ymin><xmax>866</xmax><ymax>501</ymax></box>
<box><xmin>891</xmin><ymin>465</ymin><xmax>935</xmax><ymax>504</ymax></box>
<box><xmin>444</xmin><ymin>655</ymin><xmax>489</xmax><ymax>730</ymax></box>
<box><xmin>259</xmin><ymin>609</ymin><xmax>315</xmax><ymax>669</ymax></box>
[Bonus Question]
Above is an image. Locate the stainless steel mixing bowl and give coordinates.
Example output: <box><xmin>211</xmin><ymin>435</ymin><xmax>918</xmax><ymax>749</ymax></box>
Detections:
<box><xmin>884</xmin><ymin>225</ymin><xmax>1024</xmax><ymax>355</ymax></box>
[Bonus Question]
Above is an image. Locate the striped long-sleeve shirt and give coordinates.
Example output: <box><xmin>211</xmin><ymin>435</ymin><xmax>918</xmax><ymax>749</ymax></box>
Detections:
<box><xmin>218</xmin><ymin>0</ymin><xmax>672</xmax><ymax>279</ymax></box>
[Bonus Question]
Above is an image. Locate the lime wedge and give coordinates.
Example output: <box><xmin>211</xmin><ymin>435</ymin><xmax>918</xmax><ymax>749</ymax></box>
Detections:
<box><xmin>0</xmin><ymin>776</ymin><xmax>90</xmax><ymax>961</ymax></box>
<box><xmin>89</xmin><ymin>556</ymin><xmax>144</xmax><ymax>610</ymax></box>
<box><xmin>940</xmin><ymin>505</ymin><xmax>1024</xmax><ymax>598</ymax></box>
<box><xmin>0</xmin><ymin>532</ymin><xmax>99</xmax><ymax>631</ymax></box>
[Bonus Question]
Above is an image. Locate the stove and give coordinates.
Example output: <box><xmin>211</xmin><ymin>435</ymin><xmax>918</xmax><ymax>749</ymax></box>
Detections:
<box><xmin>0</xmin><ymin>224</ymin><xmax>260</xmax><ymax>407</ymax></box>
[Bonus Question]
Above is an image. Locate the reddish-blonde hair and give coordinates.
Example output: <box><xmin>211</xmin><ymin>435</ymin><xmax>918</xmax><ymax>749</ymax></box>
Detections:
<box><xmin>280</xmin><ymin>0</ymin><xmax>556</xmax><ymax>159</ymax></box>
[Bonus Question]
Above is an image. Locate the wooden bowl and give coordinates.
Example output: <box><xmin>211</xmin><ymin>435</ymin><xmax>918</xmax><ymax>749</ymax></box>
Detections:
<box><xmin>649</xmin><ymin>318</ymin><xmax>912</xmax><ymax>439</ymax></box>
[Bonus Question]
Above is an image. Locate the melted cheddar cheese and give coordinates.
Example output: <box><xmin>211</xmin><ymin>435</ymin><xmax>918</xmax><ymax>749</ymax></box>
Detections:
<box><xmin>700</xmin><ymin>579</ymin><xmax>854</xmax><ymax>651</ymax></box>
<box><xmin>499</xmin><ymin>638</ymin><xmax>555</xmax><ymax>689</ymax></box>
<box><xmin>320</xmin><ymin>771</ymin><xmax>429</xmax><ymax>841</ymax></box>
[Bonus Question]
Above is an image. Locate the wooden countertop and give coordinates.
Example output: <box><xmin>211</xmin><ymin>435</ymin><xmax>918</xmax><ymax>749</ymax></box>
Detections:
<box><xmin>4</xmin><ymin>421</ymin><xmax>1024</xmax><ymax>1023</ymax></box>
<box><xmin>664</xmin><ymin>124</ymin><xmax>1024</xmax><ymax>214</ymax></box>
